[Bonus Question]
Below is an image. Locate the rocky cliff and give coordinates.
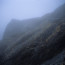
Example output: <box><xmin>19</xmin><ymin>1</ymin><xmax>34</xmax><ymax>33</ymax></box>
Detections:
<box><xmin>0</xmin><ymin>3</ymin><xmax>65</xmax><ymax>65</ymax></box>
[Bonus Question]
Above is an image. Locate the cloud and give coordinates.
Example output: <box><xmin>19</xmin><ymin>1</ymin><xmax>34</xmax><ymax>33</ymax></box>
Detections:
<box><xmin>2</xmin><ymin>0</ymin><xmax>65</xmax><ymax>20</ymax></box>
<box><xmin>0</xmin><ymin>0</ymin><xmax>65</xmax><ymax>40</ymax></box>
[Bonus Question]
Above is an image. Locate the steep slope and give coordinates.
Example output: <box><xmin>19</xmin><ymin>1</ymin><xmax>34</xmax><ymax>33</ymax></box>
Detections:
<box><xmin>0</xmin><ymin>3</ymin><xmax>65</xmax><ymax>65</ymax></box>
<box><xmin>3</xmin><ymin>3</ymin><xmax>65</xmax><ymax>40</ymax></box>
<box><xmin>3</xmin><ymin>20</ymin><xmax>65</xmax><ymax>65</ymax></box>
<box><xmin>3</xmin><ymin>18</ymin><xmax>41</xmax><ymax>40</ymax></box>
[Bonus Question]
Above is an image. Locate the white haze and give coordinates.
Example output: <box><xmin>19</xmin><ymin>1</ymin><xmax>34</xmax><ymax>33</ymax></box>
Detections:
<box><xmin>0</xmin><ymin>0</ymin><xmax>65</xmax><ymax>40</ymax></box>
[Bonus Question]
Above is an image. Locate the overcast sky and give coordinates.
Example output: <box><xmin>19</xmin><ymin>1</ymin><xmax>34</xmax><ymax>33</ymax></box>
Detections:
<box><xmin>0</xmin><ymin>0</ymin><xmax>65</xmax><ymax>40</ymax></box>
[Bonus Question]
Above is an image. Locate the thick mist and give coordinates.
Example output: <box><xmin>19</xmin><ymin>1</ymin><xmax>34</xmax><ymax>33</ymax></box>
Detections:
<box><xmin>0</xmin><ymin>0</ymin><xmax>65</xmax><ymax>40</ymax></box>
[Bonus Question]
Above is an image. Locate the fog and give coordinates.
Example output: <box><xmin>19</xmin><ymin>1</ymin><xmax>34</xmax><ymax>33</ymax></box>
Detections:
<box><xmin>0</xmin><ymin>0</ymin><xmax>65</xmax><ymax>40</ymax></box>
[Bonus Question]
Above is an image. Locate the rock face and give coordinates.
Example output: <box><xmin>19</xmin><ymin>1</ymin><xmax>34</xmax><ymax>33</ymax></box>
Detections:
<box><xmin>0</xmin><ymin>4</ymin><xmax>65</xmax><ymax>65</ymax></box>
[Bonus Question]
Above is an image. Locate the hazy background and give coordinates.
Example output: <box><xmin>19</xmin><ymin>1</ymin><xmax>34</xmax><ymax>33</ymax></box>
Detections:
<box><xmin>0</xmin><ymin>0</ymin><xmax>65</xmax><ymax>40</ymax></box>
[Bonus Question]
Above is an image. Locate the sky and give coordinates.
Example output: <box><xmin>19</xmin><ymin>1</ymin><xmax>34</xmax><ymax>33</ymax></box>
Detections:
<box><xmin>0</xmin><ymin>0</ymin><xmax>65</xmax><ymax>40</ymax></box>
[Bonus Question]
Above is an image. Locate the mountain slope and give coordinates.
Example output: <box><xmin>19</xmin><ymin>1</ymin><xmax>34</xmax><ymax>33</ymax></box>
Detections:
<box><xmin>0</xmin><ymin>3</ymin><xmax>65</xmax><ymax>65</ymax></box>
